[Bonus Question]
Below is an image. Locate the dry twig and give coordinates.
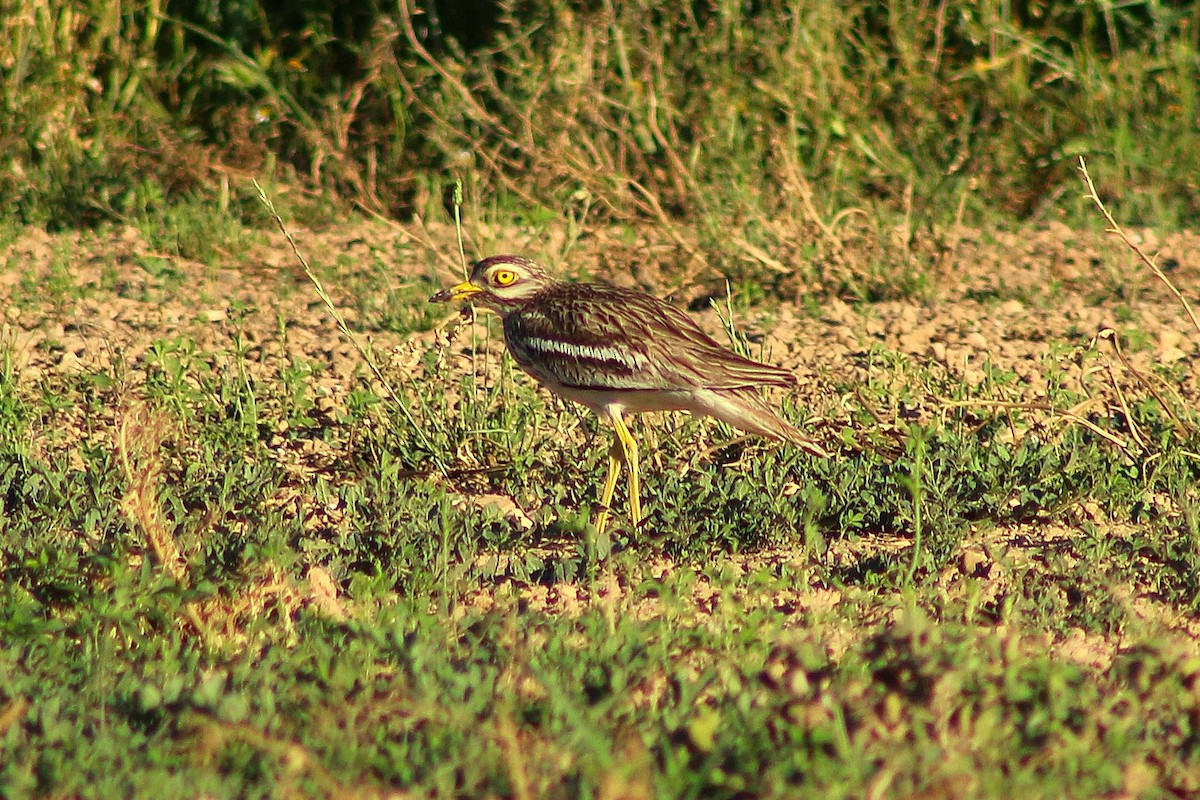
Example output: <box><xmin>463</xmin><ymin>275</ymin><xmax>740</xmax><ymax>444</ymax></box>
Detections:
<box><xmin>253</xmin><ymin>180</ymin><xmax>449</xmax><ymax>475</ymax></box>
<box><xmin>1078</xmin><ymin>157</ymin><xmax>1200</xmax><ymax>338</ymax></box>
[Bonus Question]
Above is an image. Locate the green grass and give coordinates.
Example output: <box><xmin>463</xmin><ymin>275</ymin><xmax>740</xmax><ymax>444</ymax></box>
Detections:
<box><xmin>5</xmin><ymin>537</ymin><xmax>1200</xmax><ymax>798</ymax></box>
<box><xmin>2</xmin><ymin>221</ymin><xmax>1200</xmax><ymax>795</ymax></box>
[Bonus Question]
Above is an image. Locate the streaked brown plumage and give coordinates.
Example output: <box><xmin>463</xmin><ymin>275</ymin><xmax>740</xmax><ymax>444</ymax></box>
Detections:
<box><xmin>431</xmin><ymin>254</ymin><xmax>827</xmax><ymax>531</ymax></box>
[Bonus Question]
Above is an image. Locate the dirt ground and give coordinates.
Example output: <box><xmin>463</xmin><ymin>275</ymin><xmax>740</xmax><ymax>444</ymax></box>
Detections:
<box><xmin>3</xmin><ymin>218</ymin><xmax>1199</xmax><ymax>659</ymax></box>
<box><xmin>6</xmin><ymin>218</ymin><xmax>1197</xmax><ymax>417</ymax></box>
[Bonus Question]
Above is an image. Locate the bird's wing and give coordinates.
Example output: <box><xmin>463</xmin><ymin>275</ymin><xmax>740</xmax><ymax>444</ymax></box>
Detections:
<box><xmin>640</xmin><ymin>299</ymin><xmax>798</xmax><ymax>389</ymax></box>
<box><xmin>505</xmin><ymin>285</ymin><xmax>796</xmax><ymax>392</ymax></box>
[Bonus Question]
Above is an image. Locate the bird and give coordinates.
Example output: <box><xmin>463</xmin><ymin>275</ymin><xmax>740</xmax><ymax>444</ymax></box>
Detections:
<box><xmin>430</xmin><ymin>254</ymin><xmax>828</xmax><ymax>532</ymax></box>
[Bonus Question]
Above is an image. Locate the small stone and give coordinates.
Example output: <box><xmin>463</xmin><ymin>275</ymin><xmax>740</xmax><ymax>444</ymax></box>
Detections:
<box><xmin>1159</xmin><ymin>329</ymin><xmax>1183</xmax><ymax>351</ymax></box>
<box><xmin>1000</xmin><ymin>299</ymin><xmax>1025</xmax><ymax>315</ymax></box>
<box><xmin>961</xmin><ymin>549</ymin><xmax>988</xmax><ymax>575</ymax></box>
<box><xmin>1161</xmin><ymin>347</ymin><xmax>1187</xmax><ymax>364</ymax></box>
<box><xmin>60</xmin><ymin>335</ymin><xmax>87</xmax><ymax>356</ymax></box>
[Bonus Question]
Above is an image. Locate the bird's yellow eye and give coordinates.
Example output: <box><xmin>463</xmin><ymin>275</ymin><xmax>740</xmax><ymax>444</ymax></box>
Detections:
<box><xmin>492</xmin><ymin>269</ymin><xmax>517</xmax><ymax>287</ymax></box>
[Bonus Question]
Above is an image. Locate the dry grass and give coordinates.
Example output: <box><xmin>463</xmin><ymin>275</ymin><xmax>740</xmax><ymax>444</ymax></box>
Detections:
<box><xmin>4</xmin><ymin>1</ymin><xmax>1199</xmax><ymax>238</ymax></box>
<box><xmin>117</xmin><ymin>402</ymin><xmax>188</xmax><ymax>584</ymax></box>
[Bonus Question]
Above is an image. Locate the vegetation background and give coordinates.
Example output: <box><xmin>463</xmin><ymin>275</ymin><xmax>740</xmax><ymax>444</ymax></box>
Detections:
<box><xmin>3</xmin><ymin>0</ymin><xmax>1200</xmax><ymax>797</ymax></box>
<box><xmin>6</xmin><ymin>0</ymin><xmax>1199</xmax><ymax>231</ymax></box>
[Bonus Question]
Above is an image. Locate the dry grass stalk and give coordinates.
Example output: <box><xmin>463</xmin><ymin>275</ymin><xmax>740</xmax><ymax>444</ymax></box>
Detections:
<box><xmin>937</xmin><ymin>398</ymin><xmax>1135</xmax><ymax>455</ymax></box>
<box><xmin>1078</xmin><ymin>158</ymin><xmax>1200</xmax><ymax>447</ymax></box>
<box><xmin>189</xmin><ymin>717</ymin><xmax>371</xmax><ymax>799</ymax></box>
<box><xmin>0</xmin><ymin>697</ymin><xmax>30</xmax><ymax>737</ymax></box>
<box><xmin>252</xmin><ymin>180</ymin><xmax>449</xmax><ymax>476</ymax></box>
<box><xmin>1078</xmin><ymin>157</ymin><xmax>1200</xmax><ymax>340</ymax></box>
<box><xmin>116</xmin><ymin>402</ymin><xmax>188</xmax><ymax>584</ymax></box>
<box><xmin>495</xmin><ymin>715</ymin><xmax>534</xmax><ymax>800</ymax></box>
<box><xmin>116</xmin><ymin>401</ymin><xmax>214</xmax><ymax>639</ymax></box>
<box><xmin>1095</xmin><ymin>328</ymin><xmax>1194</xmax><ymax>436</ymax></box>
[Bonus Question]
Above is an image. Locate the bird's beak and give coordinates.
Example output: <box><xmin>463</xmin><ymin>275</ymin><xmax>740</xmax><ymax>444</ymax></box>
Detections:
<box><xmin>429</xmin><ymin>281</ymin><xmax>481</xmax><ymax>303</ymax></box>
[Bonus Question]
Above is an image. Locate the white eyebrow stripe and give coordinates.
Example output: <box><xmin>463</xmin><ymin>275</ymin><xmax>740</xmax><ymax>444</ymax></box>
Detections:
<box><xmin>523</xmin><ymin>337</ymin><xmax>648</xmax><ymax>369</ymax></box>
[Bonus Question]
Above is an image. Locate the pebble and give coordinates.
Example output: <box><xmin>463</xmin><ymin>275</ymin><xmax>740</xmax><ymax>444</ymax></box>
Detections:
<box><xmin>965</xmin><ymin>332</ymin><xmax>988</xmax><ymax>350</ymax></box>
<box><xmin>1162</xmin><ymin>347</ymin><xmax>1187</xmax><ymax>363</ymax></box>
<box><xmin>1159</xmin><ymin>329</ymin><xmax>1183</xmax><ymax>351</ymax></box>
<box><xmin>961</xmin><ymin>548</ymin><xmax>988</xmax><ymax>575</ymax></box>
<box><xmin>1000</xmin><ymin>299</ymin><xmax>1025</xmax><ymax>315</ymax></box>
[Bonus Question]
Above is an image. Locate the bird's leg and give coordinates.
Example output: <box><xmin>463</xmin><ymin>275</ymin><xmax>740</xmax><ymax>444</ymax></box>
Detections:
<box><xmin>610</xmin><ymin>413</ymin><xmax>642</xmax><ymax>526</ymax></box>
<box><xmin>594</xmin><ymin>435</ymin><xmax>623</xmax><ymax>533</ymax></box>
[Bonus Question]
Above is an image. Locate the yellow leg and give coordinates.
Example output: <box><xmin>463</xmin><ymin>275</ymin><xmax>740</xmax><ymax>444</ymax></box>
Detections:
<box><xmin>610</xmin><ymin>413</ymin><xmax>642</xmax><ymax>527</ymax></box>
<box><xmin>594</xmin><ymin>438</ymin><xmax>623</xmax><ymax>533</ymax></box>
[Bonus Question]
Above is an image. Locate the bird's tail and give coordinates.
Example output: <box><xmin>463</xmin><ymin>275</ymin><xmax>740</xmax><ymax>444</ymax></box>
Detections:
<box><xmin>708</xmin><ymin>388</ymin><xmax>830</xmax><ymax>458</ymax></box>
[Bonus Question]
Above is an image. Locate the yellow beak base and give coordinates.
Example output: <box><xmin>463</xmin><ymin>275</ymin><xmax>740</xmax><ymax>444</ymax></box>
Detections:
<box><xmin>429</xmin><ymin>281</ymin><xmax>482</xmax><ymax>303</ymax></box>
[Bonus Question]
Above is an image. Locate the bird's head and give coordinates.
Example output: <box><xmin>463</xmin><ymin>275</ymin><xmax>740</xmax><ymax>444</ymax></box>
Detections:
<box><xmin>429</xmin><ymin>255</ymin><xmax>557</xmax><ymax>313</ymax></box>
